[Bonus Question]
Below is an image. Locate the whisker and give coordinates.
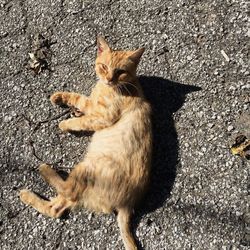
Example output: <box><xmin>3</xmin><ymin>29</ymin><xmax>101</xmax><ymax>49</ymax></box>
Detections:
<box><xmin>124</xmin><ymin>82</ymin><xmax>140</xmax><ymax>93</ymax></box>
<box><xmin>123</xmin><ymin>84</ymin><xmax>132</xmax><ymax>96</ymax></box>
<box><xmin>116</xmin><ymin>85</ymin><xmax>122</xmax><ymax>96</ymax></box>
<box><xmin>118</xmin><ymin>81</ymin><xmax>140</xmax><ymax>96</ymax></box>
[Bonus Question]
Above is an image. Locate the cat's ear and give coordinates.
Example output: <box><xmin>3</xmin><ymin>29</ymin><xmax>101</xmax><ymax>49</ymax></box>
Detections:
<box><xmin>128</xmin><ymin>48</ymin><xmax>145</xmax><ymax>65</ymax></box>
<box><xmin>97</xmin><ymin>36</ymin><xmax>111</xmax><ymax>55</ymax></box>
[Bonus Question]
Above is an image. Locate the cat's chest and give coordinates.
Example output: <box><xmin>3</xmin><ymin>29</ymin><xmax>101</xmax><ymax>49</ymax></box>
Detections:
<box><xmin>91</xmin><ymin>85</ymin><xmax>125</xmax><ymax>110</ymax></box>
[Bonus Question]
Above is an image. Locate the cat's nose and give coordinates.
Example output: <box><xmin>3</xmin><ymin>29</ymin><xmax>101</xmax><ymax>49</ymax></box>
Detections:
<box><xmin>106</xmin><ymin>77</ymin><xmax>115</xmax><ymax>85</ymax></box>
<box><xmin>107</xmin><ymin>81</ymin><xmax>114</xmax><ymax>86</ymax></box>
<box><xmin>106</xmin><ymin>76</ymin><xmax>113</xmax><ymax>82</ymax></box>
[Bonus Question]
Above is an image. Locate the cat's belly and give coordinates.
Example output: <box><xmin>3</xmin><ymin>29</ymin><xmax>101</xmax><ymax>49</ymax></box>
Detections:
<box><xmin>87</xmin><ymin>123</ymin><xmax>145</xmax><ymax>158</ymax></box>
<box><xmin>82</xmin><ymin>112</ymin><xmax>152</xmax><ymax>210</ymax></box>
<box><xmin>84</xmin><ymin>114</ymin><xmax>152</xmax><ymax>182</ymax></box>
<box><xmin>89</xmin><ymin>129</ymin><xmax>130</xmax><ymax>155</ymax></box>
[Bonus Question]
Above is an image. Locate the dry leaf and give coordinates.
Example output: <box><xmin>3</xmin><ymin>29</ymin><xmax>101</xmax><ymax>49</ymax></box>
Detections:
<box><xmin>28</xmin><ymin>34</ymin><xmax>53</xmax><ymax>74</ymax></box>
<box><xmin>231</xmin><ymin>135</ymin><xmax>250</xmax><ymax>160</ymax></box>
<box><xmin>28</xmin><ymin>53</ymin><xmax>43</xmax><ymax>74</ymax></box>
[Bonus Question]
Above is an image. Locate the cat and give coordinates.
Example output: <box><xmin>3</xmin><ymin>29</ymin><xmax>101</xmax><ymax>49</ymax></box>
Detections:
<box><xmin>20</xmin><ymin>36</ymin><xmax>152</xmax><ymax>250</ymax></box>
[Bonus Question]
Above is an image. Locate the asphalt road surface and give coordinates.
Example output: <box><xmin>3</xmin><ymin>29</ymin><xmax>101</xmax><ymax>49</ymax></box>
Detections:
<box><xmin>0</xmin><ymin>0</ymin><xmax>249</xmax><ymax>249</ymax></box>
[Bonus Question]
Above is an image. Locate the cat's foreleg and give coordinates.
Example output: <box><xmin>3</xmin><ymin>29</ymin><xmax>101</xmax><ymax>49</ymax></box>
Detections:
<box><xmin>58</xmin><ymin>115</ymin><xmax>115</xmax><ymax>132</ymax></box>
<box><xmin>50</xmin><ymin>91</ymin><xmax>89</xmax><ymax>113</ymax></box>
<box><xmin>19</xmin><ymin>190</ymin><xmax>73</xmax><ymax>218</ymax></box>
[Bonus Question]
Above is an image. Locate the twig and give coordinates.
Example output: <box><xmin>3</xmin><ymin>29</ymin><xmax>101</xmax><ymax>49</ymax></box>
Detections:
<box><xmin>37</xmin><ymin>109</ymin><xmax>70</xmax><ymax>131</ymax></box>
<box><xmin>22</xmin><ymin>109</ymin><xmax>72</xmax><ymax>166</ymax></box>
<box><xmin>28</xmin><ymin>139</ymin><xmax>63</xmax><ymax>166</ymax></box>
<box><xmin>22</xmin><ymin>109</ymin><xmax>71</xmax><ymax>134</ymax></box>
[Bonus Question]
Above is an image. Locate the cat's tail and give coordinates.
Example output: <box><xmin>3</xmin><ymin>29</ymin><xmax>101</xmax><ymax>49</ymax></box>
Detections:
<box><xmin>117</xmin><ymin>208</ymin><xmax>138</xmax><ymax>250</ymax></box>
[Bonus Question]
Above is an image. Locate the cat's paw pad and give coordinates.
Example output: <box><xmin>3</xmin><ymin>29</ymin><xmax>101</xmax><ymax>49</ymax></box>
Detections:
<box><xmin>50</xmin><ymin>92</ymin><xmax>64</xmax><ymax>105</ymax></box>
<box><xmin>20</xmin><ymin>189</ymin><xmax>33</xmax><ymax>205</ymax></box>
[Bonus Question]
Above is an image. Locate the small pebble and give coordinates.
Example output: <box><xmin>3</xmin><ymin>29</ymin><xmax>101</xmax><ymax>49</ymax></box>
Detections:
<box><xmin>207</xmin><ymin>123</ymin><xmax>214</xmax><ymax>128</ymax></box>
<box><xmin>88</xmin><ymin>213</ymin><xmax>93</xmax><ymax>221</ymax></box>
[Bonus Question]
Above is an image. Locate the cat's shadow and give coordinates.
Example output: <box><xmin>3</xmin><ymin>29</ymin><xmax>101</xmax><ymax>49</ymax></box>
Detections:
<box><xmin>65</xmin><ymin>75</ymin><xmax>201</xmax><ymax>249</ymax></box>
<box><xmin>134</xmin><ymin>75</ymin><xmax>201</xmax><ymax>249</ymax></box>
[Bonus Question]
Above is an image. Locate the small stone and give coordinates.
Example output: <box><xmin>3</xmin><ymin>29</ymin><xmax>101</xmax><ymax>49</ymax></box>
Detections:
<box><xmin>243</xmin><ymin>104</ymin><xmax>248</xmax><ymax>110</ymax></box>
<box><xmin>247</xmin><ymin>28</ymin><xmax>250</xmax><ymax>37</ymax></box>
<box><xmin>242</xmin><ymin>84</ymin><xmax>250</xmax><ymax>90</ymax></box>
<box><xmin>3</xmin><ymin>116</ymin><xmax>12</xmax><ymax>122</ymax></box>
<box><xmin>162</xmin><ymin>34</ymin><xmax>168</xmax><ymax>39</ymax></box>
<box><xmin>229</xmin><ymin>86</ymin><xmax>236</xmax><ymax>91</ymax></box>
<box><xmin>88</xmin><ymin>212</ymin><xmax>93</xmax><ymax>221</ymax></box>
<box><xmin>13</xmin><ymin>43</ymin><xmax>18</xmax><ymax>49</ymax></box>
<box><xmin>227</xmin><ymin>125</ymin><xmax>234</xmax><ymax>132</ymax></box>
<box><xmin>13</xmin><ymin>86</ymin><xmax>19</xmax><ymax>91</ymax></box>
<box><xmin>197</xmin><ymin>111</ymin><xmax>203</xmax><ymax>118</ymax></box>
<box><xmin>33</xmin><ymin>227</ymin><xmax>38</xmax><ymax>233</ymax></box>
<box><xmin>207</xmin><ymin>123</ymin><xmax>214</xmax><ymax>128</ymax></box>
<box><xmin>220</xmin><ymin>50</ymin><xmax>230</xmax><ymax>62</ymax></box>
<box><xmin>201</xmin><ymin>147</ymin><xmax>206</xmax><ymax>152</ymax></box>
<box><xmin>236</xmin><ymin>211</ymin><xmax>243</xmax><ymax>216</ymax></box>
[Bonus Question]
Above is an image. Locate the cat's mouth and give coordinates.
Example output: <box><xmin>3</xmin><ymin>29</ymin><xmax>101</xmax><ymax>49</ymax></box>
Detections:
<box><xmin>106</xmin><ymin>82</ymin><xmax>115</xmax><ymax>86</ymax></box>
<box><xmin>104</xmin><ymin>81</ymin><xmax>134</xmax><ymax>90</ymax></box>
<box><xmin>104</xmin><ymin>81</ymin><xmax>120</xmax><ymax>87</ymax></box>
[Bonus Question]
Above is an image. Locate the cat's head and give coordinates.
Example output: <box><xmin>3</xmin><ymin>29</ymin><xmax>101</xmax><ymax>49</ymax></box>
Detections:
<box><xmin>95</xmin><ymin>36</ymin><xmax>144</xmax><ymax>86</ymax></box>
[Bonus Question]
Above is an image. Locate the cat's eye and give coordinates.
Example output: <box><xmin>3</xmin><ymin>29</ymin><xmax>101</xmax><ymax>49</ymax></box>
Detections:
<box><xmin>98</xmin><ymin>63</ymin><xmax>108</xmax><ymax>72</ymax></box>
<box><xmin>115</xmin><ymin>69</ymin><xmax>126</xmax><ymax>76</ymax></box>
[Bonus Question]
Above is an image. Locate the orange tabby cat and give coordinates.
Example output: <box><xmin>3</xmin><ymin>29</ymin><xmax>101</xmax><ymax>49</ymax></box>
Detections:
<box><xmin>20</xmin><ymin>37</ymin><xmax>152</xmax><ymax>250</ymax></box>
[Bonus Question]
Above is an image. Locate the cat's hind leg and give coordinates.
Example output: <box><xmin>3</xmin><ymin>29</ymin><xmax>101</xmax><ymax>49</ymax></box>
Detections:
<box><xmin>19</xmin><ymin>190</ymin><xmax>73</xmax><ymax>218</ymax></box>
<box><xmin>39</xmin><ymin>163</ymin><xmax>87</xmax><ymax>201</ymax></box>
<box><xmin>39</xmin><ymin>164</ymin><xmax>66</xmax><ymax>194</ymax></box>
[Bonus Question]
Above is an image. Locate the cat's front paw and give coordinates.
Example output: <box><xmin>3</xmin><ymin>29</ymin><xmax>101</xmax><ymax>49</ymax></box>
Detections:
<box><xmin>59</xmin><ymin>120</ymin><xmax>69</xmax><ymax>132</ymax></box>
<box><xmin>20</xmin><ymin>189</ymin><xmax>33</xmax><ymax>205</ymax></box>
<box><xmin>50</xmin><ymin>92</ymin><xmax>64</xmax><ymax>106</ymax></box>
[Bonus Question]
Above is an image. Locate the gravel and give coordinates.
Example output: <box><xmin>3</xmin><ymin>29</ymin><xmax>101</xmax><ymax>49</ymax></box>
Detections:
<box><xmin>0</xmin><ymin>0</ymin><xmax>249</xmax><ymax>249</ymax></box>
